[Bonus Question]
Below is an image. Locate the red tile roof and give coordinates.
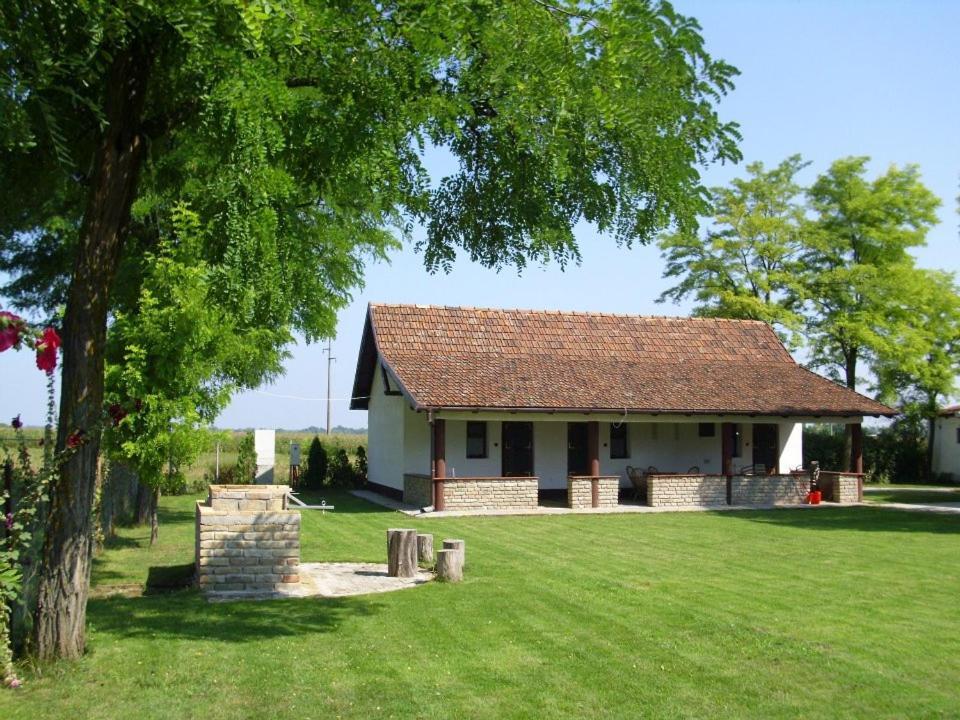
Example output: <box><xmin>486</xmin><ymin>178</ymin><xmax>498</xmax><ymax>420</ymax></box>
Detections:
<box><xmin>351</xmin><ymin>304</ymin><xmax>895</xmax><ymax>417</ymax></box>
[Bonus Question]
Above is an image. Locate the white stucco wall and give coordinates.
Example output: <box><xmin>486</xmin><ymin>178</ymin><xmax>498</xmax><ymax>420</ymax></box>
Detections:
<box><xmin>778</xmin><ymin>422</ymin><xmax>803</xmax><ymax>473</ymax></box>
<box><xmin>534</xmin><ymin>422</ymin><xmax>567</xmax><ymax>489</ymax></box>
<box><xmin>933</xmin><ymin>416</ymin><xmax>960</xmax><ymax>479</ymax></box>
<box><xmin>441</xmin><ymin>419</ymin><xmax>503</xmax><ymax>478</ymax></box>
<box><xmin>403</xmin><ymin>405</ymin><xmax>431</xmax><ymax>475</ymax></box>
<box><xmin>367</xmin><ymin>362</ymin><xmax>405</xmax><ymax>491</ymax></box>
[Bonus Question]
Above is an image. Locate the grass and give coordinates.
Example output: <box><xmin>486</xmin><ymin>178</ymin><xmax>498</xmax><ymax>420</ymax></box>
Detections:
<box><xmin>863</xmin><ymin>485</ymin><xmax>960</xmax><ymax>505</ymax></box>
<box><xmin>3</xmin><ymin>494</ymin><xmax>959</xmax><ymax>718</ymax></box>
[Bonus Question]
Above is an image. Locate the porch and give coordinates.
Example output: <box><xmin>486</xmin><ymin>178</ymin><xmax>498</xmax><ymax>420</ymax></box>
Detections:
<box><xmin>397</xmin><ymin>414</ymin><xmax>864</xmax><ymax>512</ymax></box>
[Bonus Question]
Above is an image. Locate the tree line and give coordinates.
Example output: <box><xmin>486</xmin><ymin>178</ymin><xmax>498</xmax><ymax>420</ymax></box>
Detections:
<box><xmin>657</xmin><ymin>155</ymin><xmax>960</xmax><ymax>473</ymax></box>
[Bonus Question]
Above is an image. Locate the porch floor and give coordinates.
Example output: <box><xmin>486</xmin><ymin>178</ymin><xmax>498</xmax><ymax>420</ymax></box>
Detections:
<box><xmin>349</xmin><ymin>489</ymin><xmax>849</xmax><ymax>518</ymax></box>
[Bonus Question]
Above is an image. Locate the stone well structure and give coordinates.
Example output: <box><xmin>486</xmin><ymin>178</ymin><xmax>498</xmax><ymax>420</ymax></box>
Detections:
<box><xmin>195</xmin><ymin>484</ymin><xmax>300</xmax><ymax>594</ymax></box>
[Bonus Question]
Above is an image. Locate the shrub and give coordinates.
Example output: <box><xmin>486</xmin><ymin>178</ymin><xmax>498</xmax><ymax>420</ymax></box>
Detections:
<box><xmin>328</xmin><ymin>447</ymin><xmax>358</xmax><ymax>488</ymax></box>
<box><xmin>302</xmin><ymin>436</ymin><xmax>327</xmax><ymax>489</ymax></box>
<box><xmin>355</xmin><ymin>445</ymin><xmax>368</xmax><ymax>485</ymax></box>
<box><xmin>234</xmin><ymin>432</ymin><xmax>256</xmax><ymax>484</ymax></box>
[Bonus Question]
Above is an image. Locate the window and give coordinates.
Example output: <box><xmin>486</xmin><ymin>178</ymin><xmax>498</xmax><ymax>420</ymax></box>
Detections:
<box><xmin>466</xmin><ymin>421</ymin><xmax>487</xmax><ymax>458</ymax></box>
<box><xmin>698</xmin><ymin>422</ymin><xmax>716</xmax><ymax>438</ymax></box>
<box><xmin>610</xmin><ymin>423</ymin><xmax>629</xmax><ymax>459</ymax></box>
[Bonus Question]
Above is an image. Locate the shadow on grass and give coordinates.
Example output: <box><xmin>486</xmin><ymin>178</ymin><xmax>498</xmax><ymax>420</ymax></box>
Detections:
<box><xmin>87</xmin><ymin>590</ymin><xmax>383</xmax><ymax>643</ymax></box>
<box><xmin>726</xmin><ymin>506</ymin><xmax>960</xmax><ymax>534</ymax></box>
<box><xmin>296</xmin><ymin>490</ymin><xmax>391</xmax><ymax>514</ymax></box>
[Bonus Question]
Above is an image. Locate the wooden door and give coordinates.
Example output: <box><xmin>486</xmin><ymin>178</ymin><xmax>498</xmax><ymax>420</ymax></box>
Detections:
<box><xmin>752</xmin><ymin>424</ymin><xmax>779</xmax><ymax>474</ymax></box>
<box><xmin>502</xmin><ymin>422</ymin><xmax>534</xmax><ymax>477</ymax></box>
<box><xmin>567</xmin><ymin>422</ymin><xmax>590</xmax><ymax>476</ymax></box>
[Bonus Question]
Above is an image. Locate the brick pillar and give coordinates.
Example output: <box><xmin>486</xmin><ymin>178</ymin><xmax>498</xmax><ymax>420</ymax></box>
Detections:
<box><xmin>587</xmin><ymin>421</ymin><xmax>600</xmax><ymax>478</ymax></box>
<box><xmin>432</xmin><ymin>418</ymin><xmax>446</xmax><ymax>511</ymax></box>
<box><xmin>851</xmin><ymin>422</ymin><xmax>863</xmax><ymax>475</ymax></box>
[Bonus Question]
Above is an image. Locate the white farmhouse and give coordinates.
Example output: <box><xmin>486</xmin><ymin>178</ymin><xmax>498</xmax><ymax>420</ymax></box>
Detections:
<box><xmin>351</xmin><ymin>304</ymin><xmax>894</xmax><ymax>511</ymax></box>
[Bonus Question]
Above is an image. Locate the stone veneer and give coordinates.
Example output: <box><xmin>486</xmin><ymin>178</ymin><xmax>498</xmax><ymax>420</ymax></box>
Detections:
<box><xmin>647</xmin><ymin>474</ymin><xmax>728</xmax><ymax>507</ymax></box>
<box><xmin>442</xmin><ymin>476</ymin><xmax>539</xmax><ymax>511</ymax></box>
<box><xmin>403</xmin><ymin>474</ymin><xmax>433</xmax><ymax>507</ymax></box>
<box><xmin>730</xmin><ymin>474</ymin><xmax>808</xmax><ymax>505</ymax></box>
<box><xmin>195</xmin><ymin>485</ymin><xmax>300</xmax><ymax>593</ymax></box>
<box><xmin>818</xmin><ymin>472</ymin><xmax>862</xmax><ymax>503</ymax></box>
<box><xmin>567</xmin><ymin>476</ymin><xmax>620</xmax><ymax>509</ymax></box>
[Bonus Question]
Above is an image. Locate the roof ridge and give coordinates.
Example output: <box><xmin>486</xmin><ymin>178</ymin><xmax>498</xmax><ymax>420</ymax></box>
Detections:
<box><xmin>368</xmin><ymin>302</ymin><xmax>770</xmax><ymax>326</ymax></box>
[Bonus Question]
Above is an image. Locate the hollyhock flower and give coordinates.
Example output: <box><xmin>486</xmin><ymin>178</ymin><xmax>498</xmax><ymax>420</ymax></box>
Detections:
<box><xmin>11</xmin><ymin>414</ymin><xmax>22</xmax><ymax>430</ymax></box>
<box><xmin>108</xmin><ymin>403</ymin><xmax>127</xmax><ymax>426</ymax></box>
<box><xmin>35</xmin><ymin>326</ymin><xmax>61</xmax><ymax>374</ymax></box>
<box><xmin>66</xmin><ymin>430</ymin><xmax>85</xmax><ymax>449</ymax></box>
<box><xmin>0</xmin><ymin>311</ymin><xmax>23</xmax><ymax>352</ymax></box>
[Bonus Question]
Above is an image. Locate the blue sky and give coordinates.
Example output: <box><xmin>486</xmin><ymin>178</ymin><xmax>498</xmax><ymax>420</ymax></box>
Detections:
<box><xmin>3</xmin><ymin>0</ymin><xmax>959</xmax><ymax>429</ymax></box>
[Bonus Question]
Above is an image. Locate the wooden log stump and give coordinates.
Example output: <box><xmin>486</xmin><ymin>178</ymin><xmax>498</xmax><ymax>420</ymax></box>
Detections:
<box><xmin>387</xmin><ymin>528</ymin><xmax>418</xmax><ymax>578</ymax></box>
<box><xmin>442</xmin><ymin>538</ymin><xmax>465</xmax><ymax>568</ymax></box>
<box><xmin>436</xmin><ymin>549</ymin><xmax>463</xmax><ymax>583</ymax></box>
<box><xmin>417</xmin><ymin>533</ymin><xmax>434</xmax><ymax>565</ymax></box>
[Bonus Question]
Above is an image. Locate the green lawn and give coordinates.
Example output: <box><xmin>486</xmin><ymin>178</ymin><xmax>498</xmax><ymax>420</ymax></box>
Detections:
<box><xmin>4</xmin><ymin>493</ymin><xmax>959</xmax><ymax>719</ymax></box>
<box><xmin>864</xmin><ymin>486</ymin><xmax>960</xmax><ymax>505</ymax></box>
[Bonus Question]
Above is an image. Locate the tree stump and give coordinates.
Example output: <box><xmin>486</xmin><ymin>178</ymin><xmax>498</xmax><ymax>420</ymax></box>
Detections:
<box><xmin>387</xmin><ymin>528</ymin><xmax>418</xmax><ymax>578</ymax></box>
<box><xmin>436</xmin><ymin>549</ymin><xmax>463</xmax><ymax>583</ymax></box>
<box><xmin>417</xmin><ymin>533</ymin><xmax>434</xmax><ymax>565</ymax></box>
<box><xmin>442</xmin><ymin>538</ymin><xmax>465</xmax><ymax>568</ymax></box>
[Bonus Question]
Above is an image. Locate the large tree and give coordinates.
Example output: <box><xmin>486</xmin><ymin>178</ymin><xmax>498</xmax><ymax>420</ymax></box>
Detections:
<box><xmin>0</xmin><ymin>1</ymin><xmax>740</xmax><ymax>659</ymax></box>
<box><xmin>657</xmin><ymin>154</ymin><xmax>808</xmax><ymax>346</ymax></box>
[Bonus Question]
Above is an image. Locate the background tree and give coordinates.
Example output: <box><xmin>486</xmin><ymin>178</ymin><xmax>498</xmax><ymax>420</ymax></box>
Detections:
<box><xmin>0</xmin><ymin>1</ymin><xmax>741</xmax><ymax>659</ymax></box>
<box><xmin>657</xmin><ymin>155</ymin><xmax>808</xmax><ymax>347</ymax></box>
<box><xmin>303</xmin><ymin>437</ymin><xmax>328</xmax><ymax>490</ymax></box>
<box><xmin>872</xmin><ymin>268</ymin><xmax>960</xmax><ymax>475</ymax></box>
<box><xmin>803</xmin><ymin>157</ymin><xmax>941</xmax><ymax>468</ymax></box>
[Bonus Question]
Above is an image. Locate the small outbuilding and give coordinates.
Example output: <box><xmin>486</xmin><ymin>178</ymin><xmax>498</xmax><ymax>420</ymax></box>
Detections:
<box><xmin>350</xmin><ymin>304</ymin><xmax>894</xmax><ymax>510</ymax></box>
<box><xmin>932</xmin><ymin>405</ymin><xmax>960</xmax><ymax>481</ymax></box>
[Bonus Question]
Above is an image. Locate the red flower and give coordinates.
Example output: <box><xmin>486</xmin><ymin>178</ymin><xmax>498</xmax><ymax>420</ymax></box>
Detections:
<box><xmin>66</xmin><ymin>430</ymin><xmax>85</xmax><ymax>449</ymax></box>
<box><xmin>35</xmin><ymin>327</ymin><xmax>61</xmax><ymax>375</ymax></box>
<box><xmin>11</xmin><ymin>414</ymin><xmax>22</xmax><ymax>429</ymax></box>
<box><xmin>108</xmin><ymin>403</ymin><xmax>127</xmax><ymax>426</ymax></box>
<box><xmin>0</xmin><ymin>311</ymin><xmax>24</xmax><ymax>352</ymax></box>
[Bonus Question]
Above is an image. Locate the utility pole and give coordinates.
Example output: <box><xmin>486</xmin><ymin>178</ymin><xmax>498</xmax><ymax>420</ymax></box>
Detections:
<box><xmin>325</xmin><ymin>339</ymin><xmax>335</xmax><ymax>436</ymax></box>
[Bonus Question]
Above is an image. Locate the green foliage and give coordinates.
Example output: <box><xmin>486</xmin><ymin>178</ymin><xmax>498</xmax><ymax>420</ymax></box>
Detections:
<box><xmin>2</xmin><ymin>1</ymin><xmax>741</xmax><ymax>320</ymax></box>
<box><xmin>302</xmin><ymin>437</ymin><xmax>328</xmax><ymax>490</ymax></box>
<box><xmin>234</xmin><ymin>433</ymin><xmax>256</xmax><ymax>485</ymax></box>
<box><xmin>803</xmin><ymin>157</ymin><xmax>942</xmax><ymax>389</ymax></box>
<box><xmin>355</xmin><ymin>446</ymin><xmax>368</xmax><ymax>485</ymax></box>
<box><xmin>327</xmin><ymin>448</ymin><xmax>358</xmax><ymax>489</ymax></box>
<box><xmin>803</xmin><ymin>421</ymin><xmax>929</xmax><ymax>484</ymax></box>
<box><xmin>658</xmin><ymin>155</ymin><xmax>809</xmax><ymax>347</ymax></box>
<box><xmin>659</xmin><ymin>155</ymin><xmax>955</xmax><ymax>438</ymax></box>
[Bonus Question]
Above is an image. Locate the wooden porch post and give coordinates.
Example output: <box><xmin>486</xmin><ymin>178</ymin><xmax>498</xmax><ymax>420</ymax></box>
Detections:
<box><xmin>588</xmin><ymin>421</ymin><xmax>600</xmax><ymax>507</ymax></box>
<box><xmin>432</xmin><ymin>418</ymin><xmax>446</xmax><ymax>511</ymax></box>
<box><xmin>721</xmin><ymin>422</ymin><xmax>734</xmax><ymax>506</ymax></box>
<box><xmin>851</xmin><ymin>422</ymin><xmax>863</xmax><ymax>475</ymax></box>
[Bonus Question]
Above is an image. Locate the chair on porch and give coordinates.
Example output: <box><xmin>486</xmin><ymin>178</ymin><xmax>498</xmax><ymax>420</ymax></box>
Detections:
<box><xmin>738</xmin><ymin>463</ymin><xmax>766</xmax><ymax>476</ymax></box>
<box><xmin>626</xmin><ymin>465</ymin><xmax>647</xmax><ymax>502</ymax></box>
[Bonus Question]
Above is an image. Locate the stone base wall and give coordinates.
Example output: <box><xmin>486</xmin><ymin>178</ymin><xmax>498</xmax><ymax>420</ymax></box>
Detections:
<box><xmin>567</xmin><ymin>476</ymin><xmax>619</xmax><ymax>509</ymax></box>
<box><xmin>403</xmin><ymin>474</ymin><xmax>433</xmax><ymax>507</ymax></box>
<box><xmin>208</xmin><ymin>484</ymin><xmax>288</xmax><ymax>511</ymax></box>
<box><xmin>196</xmin><ymin>485</ymin><xmax>300</xmax><ymax>593</ymax></box>
<box><xmin>731</xmin><ymin>474</ymin><xmax>808</xmax><ymax>505</ymax></box>
<box><xmin>818</xmin><ymin>472</ymin><xmax>861</xmax><ymax>503</ymax></box>
<box><xmin>648</xmin><ymin>474</ymin><xmax>727</xmax><ymax>507</ymax></box>
<box><xmin>442</xmin><ymin>477</ymin><xmax>539</xmax><ymax>511</ymax></box>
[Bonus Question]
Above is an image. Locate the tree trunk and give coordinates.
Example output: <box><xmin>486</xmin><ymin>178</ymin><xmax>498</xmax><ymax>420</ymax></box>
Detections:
<box><xmin>134</xmin><ymin>481</ymin><xmax>152</xmax><ymax>526</ymax></box>
<box><xmin>842</xmin><ymin>350</ymin><xmax>857</xmax><ymax>472</ymax></box>
<box><xmin>386</xmin><ymin>529</ymin><xmax>418</xmax><ymax>578</ymax></box>
<box><xmin>33</xmin><ymin>42</ymin><xmax>152</xmax><ymax>661</ymax></box>
<box><xmin>149</xmin><ymin>487</ymin><xmax>160</xmax><ymax>547</ymax></box>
